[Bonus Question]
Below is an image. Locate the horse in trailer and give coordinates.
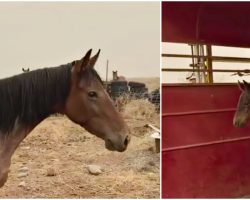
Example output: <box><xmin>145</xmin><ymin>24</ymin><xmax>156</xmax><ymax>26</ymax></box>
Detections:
<box><xmin>234</xmin><ymin>80</ymin><xmax>250</xmax><ymax>128</ymax></box>
<box><xmin>0</xmin><ymin>49</ymin><xmax>130</xmax><ymax>187</ymax></box>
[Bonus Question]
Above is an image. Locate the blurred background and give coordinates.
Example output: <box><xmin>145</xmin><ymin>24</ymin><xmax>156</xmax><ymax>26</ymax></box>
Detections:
<box><xmin>0</xmin><ymin>2</ymin><xmax>160</xmax><ymax>79</ymax></box>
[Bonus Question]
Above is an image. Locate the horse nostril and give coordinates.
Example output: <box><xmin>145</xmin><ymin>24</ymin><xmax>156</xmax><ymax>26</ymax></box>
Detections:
<box><xmin>124</xmin><ymin>135</ymin><xmax>130</xmax><ymax>146</ymax></box>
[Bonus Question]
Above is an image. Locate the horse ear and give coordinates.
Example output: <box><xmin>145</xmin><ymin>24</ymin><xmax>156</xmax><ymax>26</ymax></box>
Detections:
<box><xmin>88</xmin><ymin>49</ymin><xmax>101</xmax><ymax>68</ymax></box>
<box><xmin>75</xmin><ymin>49</ymin><xmax>92</xmax><ymax>73</ymax></box>
<box><xmin>71</xmin><ymin>60</ymin><xmax>76</xmax><ymax>66</ymax></box>
<box><xmin>243</xmin><ymin>80</ymin><xmax>250</xmax><ymax>93</ymax></box>
<box><xmin>238</xmin><ymin>81</ymin><xmax>245</xmax><ymax>91</ymax></box>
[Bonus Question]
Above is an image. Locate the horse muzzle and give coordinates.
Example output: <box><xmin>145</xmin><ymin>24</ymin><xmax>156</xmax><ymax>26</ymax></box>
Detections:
<box><xmin>105</xmin><ymin>135</ymin><xmax>130</xmax><ymax>152</ymax></box>
<box><xmin>233</xmin><ymin>115</ymin><xmax>247</xmax><ymax>128</ymax></box>
<box><xmin>234</xmin><ymin>120</ymin><xmax>246</xmax><ymax>128</ymax></box>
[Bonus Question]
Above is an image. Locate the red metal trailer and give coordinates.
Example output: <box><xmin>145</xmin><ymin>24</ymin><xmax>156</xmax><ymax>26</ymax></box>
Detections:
<box><xmin>162</xmin><ymin>2</ymin><xmax>250</xmax><ymax>198</ymax></box>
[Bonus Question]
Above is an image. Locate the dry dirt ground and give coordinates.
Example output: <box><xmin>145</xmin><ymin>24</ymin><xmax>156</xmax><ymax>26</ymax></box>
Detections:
<box><xmin>0</xmin><ymin>78</ymin><xmax>160</xmax><ymax>198</ymax></box>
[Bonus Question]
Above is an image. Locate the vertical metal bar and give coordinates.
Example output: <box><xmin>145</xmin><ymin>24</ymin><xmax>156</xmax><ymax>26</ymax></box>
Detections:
<box><xmin>201</xmin><ymin>45</ymin><xmax>206</xmax><ymax>83</ymax></box>
<box><xmin>190</xmin><ymin>45</ymin><xmax>195</xmax><ymax>70</ymax></box>
<box><xmin>206</xmin><ymin>45</ymin><xmax>213</xmax><ymax>83</ymax></box>
<box><xmin>196</xmin><ymin>45</ymin><xmax>202</xmax><ymax>83</ymax></box>
<box><xmin>106</xmin><ymin>60</ymin><xmax>109</xmax><ymax>82</ymax></box>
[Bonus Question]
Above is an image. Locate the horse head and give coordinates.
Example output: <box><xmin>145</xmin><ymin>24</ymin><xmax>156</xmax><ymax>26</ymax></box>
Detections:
<box><xmin>65</xmin><ymin>49</ymin><xmax>130</xmax><ymax>152</ymax></box>
<box><xmin>234</xmin><ymin>80</ymin><xmax>250</xmax><ymax>128</ymax></box>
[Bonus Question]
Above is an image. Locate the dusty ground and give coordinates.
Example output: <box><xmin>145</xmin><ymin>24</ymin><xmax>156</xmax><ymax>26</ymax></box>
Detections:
<box><xmin>0</xmin><ymin>78</ymin><xmax>160</xmax><ymax>198</ymax></box>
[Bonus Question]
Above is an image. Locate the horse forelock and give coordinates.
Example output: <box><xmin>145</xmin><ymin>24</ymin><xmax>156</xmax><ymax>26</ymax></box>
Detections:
<box><xmin>0</xmin><ymin>63</ymin><xmax>72</xmax><ymax>134</ymax></box>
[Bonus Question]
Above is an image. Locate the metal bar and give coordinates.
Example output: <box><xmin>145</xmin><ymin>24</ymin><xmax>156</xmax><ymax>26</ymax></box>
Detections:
<box><xmin>162</xmin><ymin>83</ymin><xmax>237</xmax><ymax>86</ymax></box>
<box><xmin>162</xmin><ymin>108</ymin><xmax>236</xmax><ymax>117</ymax></box>
<box><xmin>162</xmin><ymin>68</ymin><xmax>250</xmax><ymax>73</ymax></box>
<box><xmin>206</xmin><ymin>45</ymin><xmax>213</xmax><ymax>83</ymax></box>
<box><xmin>190</xmin><ymin>45</ymin><xmax>195</xmax><ymax>70</ymax></box>
<box><xmin>162</xmin><ymin>53</ymin><xmax>250</xmax><ymax>63</ymax></box>
<box><xmin>200</xmin><ymin>45</ymin><xmax>206</xmax><ymax>83</ymax></box>
<box><xmin>106</xmin><ymin>60</ymin><xmax>109</xmax><ymax>82</ymax></box>
<box><xmin>196</xmin><ymin>45</ymin><xmax>202</xmax><ymax>82</ymax></box>
<box><xmin>162</xmin><ymin>135</ymin><xmax>250</xmax><ymax>152</ymax></box>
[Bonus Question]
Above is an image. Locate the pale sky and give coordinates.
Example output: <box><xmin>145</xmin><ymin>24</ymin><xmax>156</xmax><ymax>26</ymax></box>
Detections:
<box><xmin>162</xmin><ymin>43</ymin><xmax>250</xmax><ymax>83</ymax></box>
<box><xmin>0</xmin><ymin>2</ymin><xmax>160</xmax><ymax>79</ymax></box>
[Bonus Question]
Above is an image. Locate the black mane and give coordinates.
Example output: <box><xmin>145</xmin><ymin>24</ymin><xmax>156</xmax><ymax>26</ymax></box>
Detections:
<box><xmin>0</xmin><ymin>64</ymin><xmax>72</xmax><ymax>133</ymax></box>
<box><xmin>0</xmin><ymin>62</ymin><xmax>103</xmax><ymax>134</ymax></box>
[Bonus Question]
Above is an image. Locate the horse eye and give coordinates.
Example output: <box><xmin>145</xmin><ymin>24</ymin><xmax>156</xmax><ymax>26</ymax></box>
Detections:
<box><xmin>88</xmin><ymin>91</ymin><xmax>98</xmax><ymax>98</ymax></box>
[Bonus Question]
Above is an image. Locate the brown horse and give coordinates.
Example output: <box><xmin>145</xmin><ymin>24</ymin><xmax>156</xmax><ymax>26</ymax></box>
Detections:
<box><xmin>233</xmin><ymin>80</ymin><xmax>250</xmax><ymax>128</ymax></box>
<box><xmin>112</xmin><ymin>71</ymin><xmax>126</xmax><ymax>81</ymax></box>
<box><xmin>0</xmin><ymin>49</ymin><xmax>130</xmax><ymax>187</ymax></box>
